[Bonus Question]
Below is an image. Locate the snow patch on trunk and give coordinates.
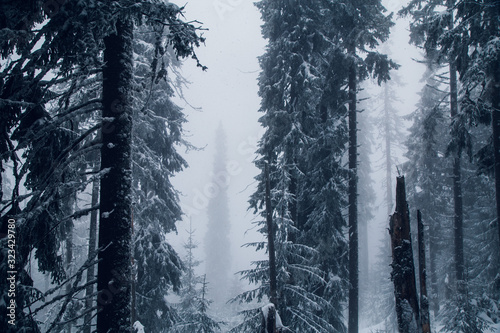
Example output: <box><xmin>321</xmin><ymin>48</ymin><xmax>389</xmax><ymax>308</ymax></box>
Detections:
<box><xmin>133</xmin><ymin>321</ymin><xmax>145</xmax><ymax>333</ymax></box>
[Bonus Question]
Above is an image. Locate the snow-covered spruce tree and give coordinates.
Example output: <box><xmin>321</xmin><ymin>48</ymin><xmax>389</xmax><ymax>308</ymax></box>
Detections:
<box><xmin>404</xmin><ymin>60</ymin><xmax>498</xmax><ymax>329</ymax></box>
<box><xmin>402</xmin><ymin>1</ymin><xmax>500</xmax><ymax>280</ymax></box>
<box><xmin>234</xmin><ymin>0</ymin><xmax>351</xmax><ymax>331</ymax></box>
<box><xmin>356</xmin><ymin>88</ymin><xmax>377</xmax><ymax>327</ymax></box>
<box><xmin>321</xmin><ymin>2</ymin><xmax>397</xmax><ymax>331</ymax></box>
<box><xmin>362</xmin><ymin>73</ymin><xmax>403</xmax><ymax>330</ymax></box>
<box><xmin>446</xmin><ymin>0</ymin><xmax>500</xmax><ymax>257</ymax></box>
<box><xmin>402</xmin><ymin>0</ymin><xmax>468</xmax><ymax>301</ymax></box>
<box><xmin>441</xmin><ymin>0</ymin><xmax>500</xmax><ymax>320</ymax></box>
<box><xmin>0</xmin><ymin>1</ymin><xmax>205</xmax><ymax>331</ymax></box>
<box><xmin>95</xmin><ymin>3</ymin><xmax>204</xmax><ymax>332</ymax></box>
<box><xmin>404</xmin><ymin>62</ymin><xmax>455</xmax><ymax>316</ymax></box>
<box><xmin>204</xmin><ymin>123</ymin><xmax>232</xmax><ymax>310</ymax></box>
<box><xmin>173</xmin><ymin>225</ymin><xmax>221</xmax><ymax>333</ymax></box>
<box><xmin>374</xmin><ymin>72</ymin><xmax>405</xmax><ymax>217</ymax></box>
<box><xmin>0</xmin><ymin>1</ymin><xmax>106</xmax><ymax>329</ymax></box>
<box><xmin>130</xmin><ymin>23</ymin><xmax>192</xmax><ymax>331</ymax></box>
<box><xmin>235</xmin><ymin>1</ymin><xmax>396</xmax><ymax>331</ymax></box>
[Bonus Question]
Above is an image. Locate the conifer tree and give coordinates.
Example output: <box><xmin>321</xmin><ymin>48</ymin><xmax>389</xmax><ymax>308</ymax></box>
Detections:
<box><xmin>130</xmin><ymin>24</ymin><xmax>190</xmax><ymax>331</ymax></box>
<box><xmin>204</xmin><ymin>124</ymin><xmax>232</xmax><ymax>309</ymax></box>
<box><xmin>240</xmin><ymin>0</ymin><xmax>351</xmax><ymax>330</ymax></box>
<box><xmin>405</xmin><ymin>64</ymin><xmax>454</xmax><ymax>315</ymax></box>
<box><xmin>321</xmin><ymin>2</ymin><xmax>397</xmax><ymax>331</ymax></box>
<box><xmin>174</xmin><ymin>225</ymin><xmax>221</xmax><ymax>333</ymax></box>
<box><xmin>238</xmin><ymin>1</ymin><xmax>396</xmax><ymax>332</ymax></box>
<box><xmin>0</xmin><ymin>1</ymin><xmax>205</xmax><ymax>331</ymax></box>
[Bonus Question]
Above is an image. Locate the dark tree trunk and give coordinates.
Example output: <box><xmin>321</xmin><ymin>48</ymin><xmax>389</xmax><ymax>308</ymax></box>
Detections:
<box><xmin>83</xmin><ymin>176</ymin><xmax>99</xmax><ymax>333</ymax></box>
<box><xmin>265</xmin><ymin>162</ymin><xmax>278</xmax><ymax>310</ymax></box>
<box><xmin>384</xmin><ymin>82</ymin><xmax>393</xmax><ymax>217</ymax></box>
<box><xmin>66</xmin><ymin>231</ymin><xmax>73</xmax><ymax>333</ymax></box>
<box><xmin>492</xmin><ymin>55</ymin><xmax>500</xmax><ymax>260</ymax></box>
<box><xmin>97</xmin><ymin>16</ymin><xmax>134</xmax><ymax>333</ymax></box>
<box><xmin>417</xmin><ymin>210</ymin><xmax>431</xmax><ymax>333</ymax></box>
<box><xmin>348</xmin><ymin>44</ymin><xmax>358</xmax><ymax>333</ymax></box>
<box><xmin>446</xmin><ymin>0</ymin><xmax>465</xmax><ymax>293</ymax></box>
<box><xmin>389</xmin><ymin>176</ymin><xmax>420</xmax><ymax>332</ymax></box>
<box><xmin>449</xmin><ymin>63</ymin><xmax>465</xmax><ymax>290</ymax></box>
<box><xmin>427</xmin><ymin>189</ymin><xmax>440</xmax><ymax>315</ymax></box>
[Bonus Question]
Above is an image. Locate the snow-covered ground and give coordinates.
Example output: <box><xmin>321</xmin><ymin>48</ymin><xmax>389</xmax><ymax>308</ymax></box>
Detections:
<box><xmin>360</xmin><ymin>321</ymin><xmax>500</xmax><ymax>333</ymax></box>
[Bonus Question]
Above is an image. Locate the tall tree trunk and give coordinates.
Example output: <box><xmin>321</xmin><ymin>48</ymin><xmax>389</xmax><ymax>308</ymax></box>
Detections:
<box><xmin>66</xmin><ymin>231</ymin><xmax>73</xmax><ymax>333</ymax></box>
<box><xmin>389</xmin><ymin>176</ymin><xmax>420</xmax><ymax>332</ymax></box>
<box><xmin>492</xmin><ymin>52</ymin><xmax>500</xmax><ymax>261</ymax></box>
<box><xmin>97</xmin><ymin>16</ymin><xmax>134</xmax><ymax>333</ymax></box>
<box><xmin>384</xmin><ymin>82</ymin><xmax>393</xmax><ymax>217</ymax></box>
<box><xmin>417</xmin><ymin>210</ymin><xmax>431</xmax><ymax>333</ymax></box>
<box><xmin>348</xmin><ymin>44</ymin><xmax>358</xmax><ymax>333</ymax></box>
<box><xmin>446</xmin><ymin>0</ymin><xmax>465</xmax><ymax>294</ymax></box>
<box><xmin>449</xmin><ymin>62</ymin><xmax>465</xmax><ymax>290</ymax></box>
<box><xmin>426</xmin><ymin>189</ymin><xmax>439</xmax><ymax>315</ymax></box>
<box><xmin>84</xmin><ymin>175</ymin><xmax>99</xmax><ymax>333</ymax></box>
<box><xmin>265</xmin><ymin>162</ymin><xmax>278</xmax><ymax>310</ymax></box>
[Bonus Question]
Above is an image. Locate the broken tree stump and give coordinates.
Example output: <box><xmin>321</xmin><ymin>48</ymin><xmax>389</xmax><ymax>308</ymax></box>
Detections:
<box><xmin>389</xmin><ymin>176</ymin><xmax>420</xmax><ymax>333</ymax></box>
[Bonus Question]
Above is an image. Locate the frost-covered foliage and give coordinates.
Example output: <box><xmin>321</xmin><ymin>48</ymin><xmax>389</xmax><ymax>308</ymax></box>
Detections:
<box><xmin>173</xmin><ymin>227</ymin><xmax>222</xmax><ymax>333</ymax></box>
<box><xmin>234</xmin><ymin>0</ymin><xmax>396</xmax><ymax>331</ymax></box>
<box><xmin>439</xmin><ymin>282</ymin><xmax>493</xmax><ymax>333</ymax></box>
<box><xmin>404</xmin><ymin>63</ymin><xmax>455</xmax><ymax>314</ymax></box>
<box><xmin>234</xmin><ymin>0</ymin><xmax>351</xmax><ymax>331</ymax></box>
<box><xmin>404</xmin><ymin>60</ymin><xmax>499</xmax><ymax>329</ymax></box>
<box><xmin>402</xmin><ymin>0</ymin><xmax>500</xmax><ymax>327</ymax></box>
<box><xmin>0</xmin><ymin>0</ymin><xmax>204</xmax><ymax>331</ymax></box>
<box><xmin>131</xmin><ymin>22</ymin><xmax>200</xmax><ymax>331</ymax></box>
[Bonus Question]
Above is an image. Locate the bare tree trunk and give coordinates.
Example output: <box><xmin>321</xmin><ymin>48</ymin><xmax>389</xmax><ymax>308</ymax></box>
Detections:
<box><xmin>417</xmin><ymin>210</ymin><xmax>431</xmax><ymax>333</ymax></box>
<box><xmin>83</xmin><ymin>176</ymin><xmax>99</xmax><ymax>333</ymax></box>
<box><xmin>450</xmin><ymin>63</ymin><xmax>465</xmax><ymax>293</ymax></box>
<box><xmin>492</xmin><ymin>52</ymin><xmax>500</xmax><ymax>262</ymax></box>
<box><xmin>66</xmin><ymin>231</ymin><xmax>73</xmax><ymax>333</ymax></box>
<box><xmin>389</xmin><ymin>176</ymin><xmax>420</xmax><ymax>332</ymax></box>
<box><xmin>265</xmin><ymin>162</ymin><xmax>278</xmax><ymax>309</ymax></box>
<box><xmin>97</xmin><ymin>15</ymin><xmax>134</xmax><ymax>333</ymax></box>
<box><xmin>348</xmin><ymin>43</ymin><xmax>359</xmax><ymax>333</ymax></box>
<box><xmin>425</xmin><ymin>189</ymin><xmax>440</xmax><ymax>315</ymax></box>
<box><xmin>384</xmin><ymin>82</ymin><xmax>393</xmax><ymax>217</ymax></box>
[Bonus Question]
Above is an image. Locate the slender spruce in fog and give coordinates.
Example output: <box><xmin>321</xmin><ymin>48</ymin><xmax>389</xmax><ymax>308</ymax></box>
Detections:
<box><xmin>204</xmin><ymin>124</ymin><xmax>232</xmax><ymax>308</ymax></box>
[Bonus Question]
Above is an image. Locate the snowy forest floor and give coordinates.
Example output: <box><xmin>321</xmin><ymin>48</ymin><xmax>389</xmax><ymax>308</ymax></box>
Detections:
<box><xmin>360</xmin><ymin>321</ymin><xmax>500</xmax><ymax>333</ymax></box>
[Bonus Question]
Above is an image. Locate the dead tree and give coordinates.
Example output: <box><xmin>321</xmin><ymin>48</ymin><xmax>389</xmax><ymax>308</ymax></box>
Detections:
<box><xmin>389</xmin><ymin>176</ymin><xmax>420</xmax><ymax>332</ymax></box>
<box><xmin>417</xmin><ymin>210</ymin><xmax>431</xmax><ymax>333</ymax></box>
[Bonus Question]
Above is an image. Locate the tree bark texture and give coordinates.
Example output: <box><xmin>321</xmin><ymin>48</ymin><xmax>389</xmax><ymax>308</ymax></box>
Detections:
<box><xmin>417</xmin><ymin>210</ymin><xmax>431</xmax><ymax>333</ymax></box>
<box><xmin>97</xmin><ymin>16</ymin><xmax>134</xmax><ymax>333</ymax></box>
<box><xmin>389</xmin><ymin>176</ymin><xmax>420</xmax><ymax>333</ymax></box>
<box><xmin>492</xmin><ymin>50</ymin><xmax>500</xmax><ymax>260</ymax></box>
<box><xmin>348</xmin><ymin>43</ymin><xmax>359</xmax><ymax>333</ymax></box>
<box><xmin>449</xmin><ymin>63</ymin><xmax>465</xmax><ymax>289</ymax></box>
<box><xmin>384</xmin><ymin>82</ymin><xmax>393</xmax><ymax>217</ymax></box>
<box><xmin>83</xmin><ymin>176</ymin><xmax>99</xmax><ymax>333</ymax></box>
<box><xmin>265</xmin><ymin>162</ymin><xmax>278</xmax><ymax>310</ymax></box>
